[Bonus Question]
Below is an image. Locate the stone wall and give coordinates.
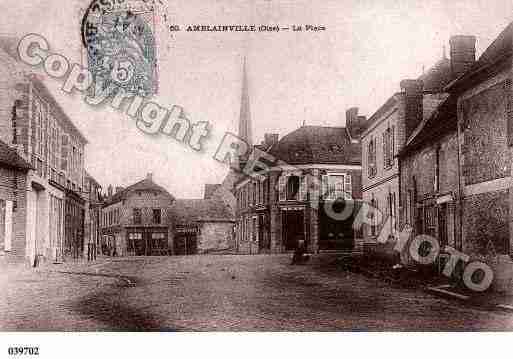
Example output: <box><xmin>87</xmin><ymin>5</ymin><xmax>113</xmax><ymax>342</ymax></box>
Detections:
<box><xmin>460</xmin><ymin>80</ymin><xmax>510</xmax><ymax>185</ymax></box>
<box><xmin>198</xmin><ymin>222</ymin><xmax>235</xmax><ymax>254</ymax></box>
<box><xmin>458</xmin><ymin>75</ymin><xmax>511</xmax><ymax>255</ymax></box>
<box><xmin>462</xmin><ymin>190</ymin><xmax>509</xmax><ymax>255</ymax></box>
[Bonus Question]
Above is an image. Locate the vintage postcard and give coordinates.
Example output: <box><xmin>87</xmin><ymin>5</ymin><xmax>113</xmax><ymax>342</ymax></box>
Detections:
<box><xmin>0</xmin><ymin>0</ymin><xmax>513</xmax><ymax>357</ymax></box>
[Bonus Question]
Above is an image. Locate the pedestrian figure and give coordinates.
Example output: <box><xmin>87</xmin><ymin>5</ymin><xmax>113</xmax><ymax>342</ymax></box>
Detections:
<box><xmin>291</xmin><ymin>238</ymin><xmax>309</xmax><ymax>265</ymax></box>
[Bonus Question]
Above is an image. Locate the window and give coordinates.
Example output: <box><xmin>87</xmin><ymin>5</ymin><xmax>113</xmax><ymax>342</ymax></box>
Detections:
<box><xmin>133</xmin><ymin>208</ymin><xmax>142</xmax><ymax>224</ymax></box>
<box><xmin>12</xmin><ymin>103</ymin><xmax>18</xmax><ymax>144</ymax></box>
<box><xmin>253</xmin><ymin>182</ymin><xmax>256</xmax><ymax>205</ymax></box>
<box><xmin>61</xmin><ymin>134</ymin><xmax>68</xmax><ymax>171</ymax></box>
<box><xmin>383</xmin><ymin>126</ymin><xmax>394</xmax><ymax>169</ymax></box>
<box><xmin>434</xmin><ymin>146</ymin><xmax>441</xmax><ymax>192</ymax></box>
<box><xmin>252</xmin><ymin>217</ymin><xmax>257</xmax><ymax>242</ymax></box>
<box><xmin>151</xmin><ymin>232</ymin><xmax>166</xmax><ymax>249</ymax></box>
<box><xmin>386</xmin><ymin>191</ymin><xmax>397</xmax><ymax>231</ymax></box>
<box><xmin>127</xmin><ymin>232</ymin><xmax>142</xmax><ymax>252</ymax></box>
<box><xmin>286</xmin><ymin>175</ymin><xmax>300</xmax><ymax>200</ymax></box>
<box><xmin>326</xmin><ymin>175</ymin><xmax>344</xmax><ymax>200</ymax></box>
<box><xmin>33</xmin><ymin>98</ymin><xmax>44</xmax><ymax>157</ymax></box>
<box><xmin>322</xmin><ymin>173</ymin><xmax>352</xmax><ymax>200</ymax></box>
<box><xmin>368</xmin><ymin>138</ymin><xmax>377</xmax><ymax>178</ymax></box>
<box><xmin>370</xmin><ymin>197</ymin><xmax>378</xmax><ymax>236</ymax></box>
<box><xmin>263</xmin><ymin>179</ymin><xmax>268</xmax><ymax>204</ymax></box>
<box><xmin>153</xmin><ymin>208</ymin><xmax>161</xmax><ymax>224</ymax></box>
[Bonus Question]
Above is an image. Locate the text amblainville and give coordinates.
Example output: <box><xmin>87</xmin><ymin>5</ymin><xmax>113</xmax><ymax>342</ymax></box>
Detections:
<box><xmin>186</xmin><ymin>25</ymin><xmax>256</xmax><ymax>32</ymax></box>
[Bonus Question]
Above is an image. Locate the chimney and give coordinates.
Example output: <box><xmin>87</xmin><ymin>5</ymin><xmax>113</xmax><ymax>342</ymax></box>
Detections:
<box><xmin>146</xmin><ymin>172</ymin><xmax>153</xmax><ymax>181</ymax></box>
<box><xmin>449</xmin><ymin>35</ymin><xmax>476</xmax><ymax>79</ymax></box>
<box><xmin>400</xmin><ymin>79</ymin><xmax>424</xmax><ymax>139</ymax></box>
<box><xmin>345</xmin><ymin>107</ymin><xmax>366</xmax><ymax>140</ymax></box>
<box><xmin>107</xmin><ymin>185</ymin><xmax>113</xmax><ymax>198</ymax></box>
<box><xmin>115</xmin><ymin>186</ymin><xmax>124</xmax><ymax>194</ymax></box>
<box><xmin>264</xmin><ymin>133</ymin><xmax>279</xmax><ymax>148</ymax></box>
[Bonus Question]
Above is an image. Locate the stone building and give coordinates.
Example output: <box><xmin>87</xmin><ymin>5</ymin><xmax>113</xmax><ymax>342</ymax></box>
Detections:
<box><xmin>361</xmin><ymin>35</ymin><xmax>476</xmax><ymax>245</ymax></box>
<box><xmin>398</xmin><ymin>95</ymin><xmax>461</xmax><ymax>250</ymax></box>
<box><xmin>441</xmin><ymin>25</ymin><xmax>513</xmax><ymax>256</ymax></box>
<box><xmin>84</xmin><ymin>171</ymin><xmax>102</xmax><ymax>259</ymax></box>
<box><xmin>101</xmin><ymin>173</ymin><xmax>175</xmax><ymax>256</ymax></box>
<box><xmin>0</xmin><ymin>41</ymin><xmax>88</xmax><ymax>265</ymax></box>
<box><xmin>170</xmin><ymin>189</ymin><xmax>235</xmax><ymax>255</ymax></box>
<box><xmin>0</xmin><ymin>140</ymin><xmax>32</xmax><ymax>263</ymax></box>
<box><xmin>397</xmin><ymin>26</ymin><xmax>513</xmax><ymax>260</ymax></box>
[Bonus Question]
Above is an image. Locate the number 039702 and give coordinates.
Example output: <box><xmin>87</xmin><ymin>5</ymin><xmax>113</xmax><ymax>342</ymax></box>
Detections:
<box><xmin>8</xmin><ymin>347</ymin><xmax>39</xmax><ymax>356</ymax></box>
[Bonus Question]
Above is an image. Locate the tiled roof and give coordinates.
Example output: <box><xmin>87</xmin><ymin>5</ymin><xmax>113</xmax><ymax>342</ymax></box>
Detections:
<box><xmin>0</xmin><ymin>140</ymin><xmax>32</xmax><ymax>170</ymax></box>
<box><xmin>268</xmin><ymin>126</ymin><xmax>361</xmax><ymax>166</ymax></box>
<box><xmin>447</xmin><ymin>22</ymin><xmax>513</xmax><ymax>92</ymax></box>
<box><xmin>103</xmin><ymin>177</ymin><xmax>174</xmax><ymax>206</ymax></box>
<box><xmin>171</xmin><ymin>198</ymin><xmax>235</xmax><ymax>225</ymax></box>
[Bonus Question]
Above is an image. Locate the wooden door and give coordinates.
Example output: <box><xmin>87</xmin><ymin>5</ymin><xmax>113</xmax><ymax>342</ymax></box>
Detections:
<box><xmin>283</xmin><ymin>210</ymin><xmax>304</xmax><ymax>251</ymax></box>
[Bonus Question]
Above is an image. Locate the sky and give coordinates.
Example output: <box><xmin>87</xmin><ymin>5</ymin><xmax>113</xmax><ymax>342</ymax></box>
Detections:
<box><xmin>1</xmin><ymin>0</ymin><xmax>512</xmax><ymax>198</ymax></box>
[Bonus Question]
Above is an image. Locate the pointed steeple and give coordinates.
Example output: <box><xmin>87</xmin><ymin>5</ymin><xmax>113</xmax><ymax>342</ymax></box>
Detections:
<box><xmin>238</xmin><ymin>56</ymin><xmax>253</xmax><ymax>147</ymax></box>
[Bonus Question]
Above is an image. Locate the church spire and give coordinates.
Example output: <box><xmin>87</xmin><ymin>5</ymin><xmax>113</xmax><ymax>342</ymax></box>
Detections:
<box><xmin>238</xmin><ymin>56</ymin><xmax>253</xmax><ymax>147</ymax></box>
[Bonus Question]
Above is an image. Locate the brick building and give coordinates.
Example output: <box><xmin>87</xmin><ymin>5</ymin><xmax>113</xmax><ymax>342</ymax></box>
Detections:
<box><xmin>360</xmin><ymin>36</ymin><xmax>475</xmax><ymax>245</ymax></box>
<box><xmin>0</xmin><ymin>140</ymin><xmax>32</xmax><ymax>263</ymax></box>
<box><xmin>227</xmin><ymin>58</ymin><xmax>363</xmax><ymax>254</ymax></box>
<box><xmin>234</xmin><ymin>125</ymin><xmax>363</xmax><ymax>254</ymax></box>
<box><xmin>101</xmin><ymin>173</ymin><xmax>175</xmax><ymax>256</ymax></box>
<box><xmin>0</xmin><ymin>41</ymin><xmax>88</xmax><ymax>265</ymax></box>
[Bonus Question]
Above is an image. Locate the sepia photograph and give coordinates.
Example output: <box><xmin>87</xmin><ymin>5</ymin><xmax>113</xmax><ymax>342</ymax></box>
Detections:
<box><xmin>1</xmin><ymin>0</ymin><xmax>513</xmax><ymax>357</ymax></box>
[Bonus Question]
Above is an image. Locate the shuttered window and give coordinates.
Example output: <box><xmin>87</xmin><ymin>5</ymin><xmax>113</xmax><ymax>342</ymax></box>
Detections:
<box><xmin>322</xmin><ymin>173</ymin><xmax>348</xmax><ymax>200</ymax></box>
<box><xmin>278</xmin><ymin>175</ymin><xmax>286</xmax><ymax>201</ymax></box>
<box><xmin>321</xmin><ymin>175</ymin><xmax>328</xmax><ymax>199</ymax></box>
<box><xmin>344</xmin><ymin>174</ymin><xmax>352</xmax><ymax>200</ymax></box>
<box><xmin>368</xmin><ymin>138</ymin><xmax>377</xmax><ymax>178</ymax></box>
<box><xmin>299</xmin><ymin>175</ymin><xmax>307</xmax><ymax>201</ymax></box>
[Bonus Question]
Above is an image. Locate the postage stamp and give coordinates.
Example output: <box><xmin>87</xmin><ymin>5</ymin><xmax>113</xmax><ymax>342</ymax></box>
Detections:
<box><xmin>81</xmin><ymin>0</ymin><xmax>158</xmax><ymax>97</ymax></box>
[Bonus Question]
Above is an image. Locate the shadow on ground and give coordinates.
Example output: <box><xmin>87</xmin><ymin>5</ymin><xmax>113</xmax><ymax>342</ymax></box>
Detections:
<box><xmin>65</xmin><ymin>271</ymin><xmax>180</xmax><ymax>331</ymax></box>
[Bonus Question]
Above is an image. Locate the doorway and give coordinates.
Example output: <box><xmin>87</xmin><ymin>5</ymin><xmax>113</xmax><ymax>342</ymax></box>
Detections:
<box><xmin>282</xmin><ymin>210</ymin><xmax>304</xmax><ymax>251</ymax></box>
<box><xmin>258</xmin><ymin>214</ymin><xmax>270</xmax><ymax>252</ymax></box>
<box><xmin>174</xmin><ymin>233</ymin><xmax>198</xmax><ymax>255</ymax></box>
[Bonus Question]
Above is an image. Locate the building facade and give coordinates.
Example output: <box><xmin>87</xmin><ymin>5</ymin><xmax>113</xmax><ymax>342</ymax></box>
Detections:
<box><xmin>443</xmin><ymin>27</ymin><xmax>513</xmax><ymax>257</ymax></box>
<box><xmin>0</xmin><ymin>140</ymin><xmax>31</xmax><ymax>263</ymax></box>
<box><xmin>398</xmin><ymin>95</ymin><xmax>461</xmax><ymax>252</ymax></box>
<box><xmin>235</xmin><ymin>124</ymin><xmax>363</xmax><ymax>254</ymax></box>
<box><xmin>101</xmin><ymin>173</ymin><xmax>175</xmax><ymax>256</ymax></box>
<box><xmin>171</xmin><ymin>192</ymin><xmax>235</xmax><ymax>255</ymax></box>
<box><xmin>0</xmin><ymin>42</ymin><xmax>88</xmax><ymax>264</ymax></box>
<box><xmin>361</xmin><ymin>36</ymin><xmax>476</xmax><ymax>245</ymax></box>
<box><xmin>84</xmin><ymin>172</ymin><xmax>102</xmax><ymax>259</ymax></box>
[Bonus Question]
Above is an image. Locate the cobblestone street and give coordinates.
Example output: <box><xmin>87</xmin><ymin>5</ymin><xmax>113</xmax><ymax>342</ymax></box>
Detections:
<box><xmin>2</xmin><ymin>255</ymin><xmax>513</xmax><ymax>331</ymax></box>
